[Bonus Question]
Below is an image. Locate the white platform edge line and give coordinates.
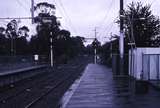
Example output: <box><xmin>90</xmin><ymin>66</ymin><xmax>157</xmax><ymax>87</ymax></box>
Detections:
<box><xmin>61</xmin><ymin>64</ymin><xmax>90</xmax><ymax>108</ymax></box>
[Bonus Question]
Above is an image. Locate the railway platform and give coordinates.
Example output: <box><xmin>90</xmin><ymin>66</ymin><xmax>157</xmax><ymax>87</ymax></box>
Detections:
<box><xmin>0</xmin><ymin>63</ymin><xmax>48</xmax><ymax>87</ymax></box>
<box><xmin>62</xmin><ymin>64</ymin><xmax>160</xmax><ymax>108</ymax></box>
<box><xmin>63</xmin><ymin>64</ymin><xmax>114</xmax><ymax>108</ymax></box>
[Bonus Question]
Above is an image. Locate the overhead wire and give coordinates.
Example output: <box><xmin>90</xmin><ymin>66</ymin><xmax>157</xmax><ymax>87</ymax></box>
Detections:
<box><xmin>56</xmin><ymin>0</ymin><xmax>78</xmax><ymax>34</ymax></box>
<box><xmin>0</xmin><ymin>21</ymin><xmax>8</xmax><ymax>27</ymax></box>
<box><xmin>103</xmin><ymin>0</ymin><xmax>119</xmax><ymax>44</ymax></box>
<box><xmin>58</xmin><ymin>0</ymin><xmax>77</xmax><ymax>32</ymax></box>
<box><xmin>105</xmin><ymin>21</ymin><xmax>115</xmax><ymax>36</ymax></box>
<box><xmin>15</xmin><ymin>0</ymin><xmax>30</xmax><ymax>14</ymax></box>
<box><xmin>101</xmin><ymin>17</ymin><xmax>117</xmax><ymax>43</ymax></box>
<box><xmin>98</xmin><ymin>0</ymin><xmax>116</xmax><ymax>38</ymax></box>
<box><xmin>53</xmin><ymin>0</ymin><xmax>70</xmax><ymax>30</ymax></box>
<box><xmin>24</xmin><ymin>0</ymin><xmax>30</xmax><ymax>5</ymax></box>
<box><xmin>104</xmin><ymin>0</ymin><xmax>118</xmax><ymax>37</ymax></box>
<box><xmin>0</xmin><ymin>0</ymin><xmax>31</xmax><ymax>27</ymax></box>
<box><xmin>98</xmin><ymin>0</ymin><xmax>115</xmax><ymax>28</ymax></box>
<box><xmin>150</xmin><ymin>0</ymin><xmax>160</xmax><ymax>16</ymax></box>
<box><xmin>98</xmin><ymin>0</ymin><xmax>116</xmax><ymax>40</ymax></box>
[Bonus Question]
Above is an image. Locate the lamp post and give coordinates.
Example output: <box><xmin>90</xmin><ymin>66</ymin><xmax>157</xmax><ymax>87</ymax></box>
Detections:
<box><xmin>40</xmin><ymin>19</ymin><xmax>54</xmax><ymax>67</ymax></box>
<box><xmin>93</xmin><ymin>38</ymin><xmax>98</xmax><ymax>64</ymax></box>
<box><xmin>119</xmin><ymin>0</ymin><xmax>124</xmax><ymax>76</ymax></box>
<box><xmin>109</xmin><ymin>38</ymin><xmax>112</xmax><ymax>58</ymax></box>
<box><xmin>94</xmin><ymin>47</ymin><xmax>97</xmax><ymax>64</ymax></box>
<box><xmin>50</xmin><ymin>32</ymin><xmax>53</xmax><ymax>67</ymax></box>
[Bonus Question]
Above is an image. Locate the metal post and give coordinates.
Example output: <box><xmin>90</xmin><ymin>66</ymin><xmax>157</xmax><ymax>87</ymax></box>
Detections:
<box><xmin>110</xmin><ymin>33</ymin><xmax>113</xmax><ymax>58</ymax></box>
<box><xmin>119</xmin><ymin>0</ymin><xmax>124</xmax><ymax>75</ymax></box>
<box><xmin>50</xmin><ymin>32</ymin><xmax>53</xmax><ymax>67</ymax></box>
<box><xmin>94</xmin><ymin>48</ymin><xmax>97</xmax><ymax>64</ymax></box>
<box><xmin>157</xmin><ymin>55</ymin><xmax>159</xmax><ymax>81</ymax></box>
<box><xmin>130</xmin><ymin>17</ymin><xmax>134</xmax><ymax>76</ymax></box>
<box><xmin>141</xmin><ymin>54</ymin><xmax>144</xmax><ymax>80</ymax></box>
<box><xmin>9</xmin><ymin>32</ymin><xmax>14</xmax><ymax>56</ymax></box>
<box><xmin>11</xmin><ymin>37</ymin><xmax>14</xmax><ymax>55</ymax></box>
<box><xmin>110</xmin><ymin>41</ymin><xmax>112</xmax><ymax>58</ymax></box>
<box><xmin>94</xmin><ymin>27</ymin><xmax>98</xmax><ymax>64</ymax></box>
<box><xmin>120</xmin><ymin>0</ymin><xmax>124</xmax><ymax>57</ymax></box>
<box><xmin>31</xmin><ymin>0</ymin><xmax>34</xmax><ymax>24</ymax></box>
<box><xmin>148</xmin><ymin>55</ymin><xmax>150</xmax><ymax>80</ymax></box>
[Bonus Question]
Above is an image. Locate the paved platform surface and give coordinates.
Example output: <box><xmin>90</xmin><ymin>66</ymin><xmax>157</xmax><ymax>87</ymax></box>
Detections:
<box><xmin>65</xmin><ymin>64</ymin><xmax>115</xmax><ymax>108</ymax></box>
<box><xmin>64</xmin><ymin>64</ymin><xmax>160</xmax><ymax>108</ymax></box>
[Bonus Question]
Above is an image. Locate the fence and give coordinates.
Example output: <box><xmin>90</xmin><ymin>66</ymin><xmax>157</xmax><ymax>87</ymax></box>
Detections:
<box><xmin>128</xmin><ymin>48</ymin><xmax>160</xmax><ymax>81</ymax></box>
<box><xmin>142</xmin><ymin>54</ymin><xmax>160</xmax><ymax>81</ymax></box>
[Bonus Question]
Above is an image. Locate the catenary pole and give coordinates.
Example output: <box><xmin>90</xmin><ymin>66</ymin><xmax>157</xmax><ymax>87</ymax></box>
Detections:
<box><xmin>94</xmin><ymin>27</ymin><xmax>98</xmax><ymax>64</ymax></box>
<box><xmin>120</xmin><ymin>0</ymin><xmax>124</xmax><ymax>75</ymax></box>
<box><xmin>50</xmin><ymin>32</ymin><xmax>53</xmax><ymax>67</ymax></box>
<box><xmin>31</xmin><ymin>0</ymin><xmax>34</xmax><ymax>24</ymax></box>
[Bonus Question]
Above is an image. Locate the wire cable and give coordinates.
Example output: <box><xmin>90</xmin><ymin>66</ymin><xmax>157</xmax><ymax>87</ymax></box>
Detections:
<box><xmin>53</xmin><ymin>0</ymin><xmax>70</xmax><ymax>30</ymax></box>
<box><xmin>98</xmin><ymin>0</ymin><xmax>115</xmax><ymax>28</ymax></box>
<box><xmin>98</xmin><ymin>0</ymin><xmax>117</xmax><ymax>38</ymax></box>
<box><xmin>24</xmin><ymin>0</ymin><xmax>30</xmax><ymax>5</ymax></box>
<box><xmin>15</xmin><ymin>0</ymin><xmax>30</xmax><ymax>14</ymax></box>
<box><xmin>56</xmin><ymin>0</ymin><xmax>78</xmax><ymax>34</ymax></box>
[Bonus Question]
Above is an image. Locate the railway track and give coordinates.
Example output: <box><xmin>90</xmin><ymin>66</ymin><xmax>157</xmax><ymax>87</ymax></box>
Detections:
<box><xmin>24</xmin><ymin>64</ymin><xmax>84</xmax><ymax>108</ymax></box>
<box><xmin>25</xmin><ymin>66</ymin><xmax>81</xmax><ymax>108</ymax></box>
<box><xmin>0</xmin><ymin>68</ymin><xmax>55</xmax><ymax>103</ymax></box>
<box><xmin>0</xmin><ymin>56</ymin><xmax>90</xmax><ymax>108</ymax></box>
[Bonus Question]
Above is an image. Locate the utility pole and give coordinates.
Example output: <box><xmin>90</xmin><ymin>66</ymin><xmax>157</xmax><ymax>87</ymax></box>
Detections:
<box><xmin>110</xmin><ymin>33</ymin><xmax>113</xmax><ymax>58</ymax></box>
<box><xmin>94</xmin><ymin>27</ymin><xmax>98</xmax><ymax>64</ymax></box>
<box><xmin>50</xmin><ymin>32</ymin><xmax>53</xmax><ymax>67</ymax></box>
<box><xmin>119</xmin><ymin>0</ymin><xmax>124</xmax><ymax>75</ymax></box>
<box><xmin>130</xmin><ymin>16</ymin><xmax>134</xmax><ymax>76</ymax></box>
<box><xmin>31</xmin><ymin>0</ymin><xmax>34</xmax><ymax>24</ymax></box>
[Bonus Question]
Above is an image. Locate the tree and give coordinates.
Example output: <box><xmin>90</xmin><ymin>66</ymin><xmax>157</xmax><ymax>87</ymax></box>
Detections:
<box><xmin>15</xmin><ymin>36</ymin><xmax>29</xmax><ymax>55</ymax></box>
<box><xmin>0</xmin><ymin>27</ymin><xmax>7</xmax><ymax>54</ymax></box>
<box><xmin>6</xmin><ymin>20</ymin><xmax>18</xmax><ymax>55</ymax></box>
<box><xmin>91</xmin><ymin>38</ymin><xmax>102</xmax><ymax>56</ymax></box>
<box><xmin>34</xmin><ymin>2</ymin><xmax>56</xmax><ymax>16</ymax></box>
<box><xmin>91</xmin><ymin>38</ymin><xmax>101</xmax><ymax>48</ymax></box>
<box><xmin>123</xmin><ymin>2</ymin><xmax>160</xmax><ymax>47</ymax></box>
<box><xmin>0</xmin><ymin>27</ymin><xmax>5</xmax><ymax>35</ymax></box>
<box><xmin>100</xmin><ymin>38</ymin><xmax>119</xmax><ymax>66</ymax></box>
<box><xmin>18</xmin><ymin>26</ymin><xmax>29</xmax><ymax>38</ymax></box>
<box><xmin>71</xmin><ymin>36</ymin><xmax>85</xmax><ymax>55</ymax></box>
<box><xmin>15</xmin><ymin>26</ymin><xmax>30</xmax><ymax>55</ymax></box>
<box><xmin>53</xmin><ymin>29</ymin><xmax>72</xmax><ymax>63</ymax></box>
<box><xmin>34</xmin><ymin>2</ymin><xmax>59</xmax><ymax>34</ymax></box>
<box><xmin>6</xmin><ymin>19</ymin><xmax>18</xmax><ymax>39</ymax></box>
<box><xmin>4</xmin><ymin>21</ymin><xmax>31</xmax><ymax>55</ymax></box>
<box><xmin>33</xmin><ymin>2</ymin><xmax>60</xmax><ymax>55</ymax></box>
<box><xmin>29</xmin><ymin>35</ymin><xmax>39</xmax><ymax>54</ymax></box>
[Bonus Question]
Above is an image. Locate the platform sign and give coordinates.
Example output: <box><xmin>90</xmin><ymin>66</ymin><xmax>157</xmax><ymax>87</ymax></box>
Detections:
<box><xmin>34</xmin><ymin>54</ymin><xmax>39</xmax><ymax>61</ymax></box>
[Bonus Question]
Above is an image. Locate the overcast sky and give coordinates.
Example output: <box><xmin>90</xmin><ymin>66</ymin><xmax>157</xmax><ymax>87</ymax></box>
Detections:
<box><xmin>0</xmin><ymin>0</ymin><xmax>160</xmax><ymax>44</ymax></box>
